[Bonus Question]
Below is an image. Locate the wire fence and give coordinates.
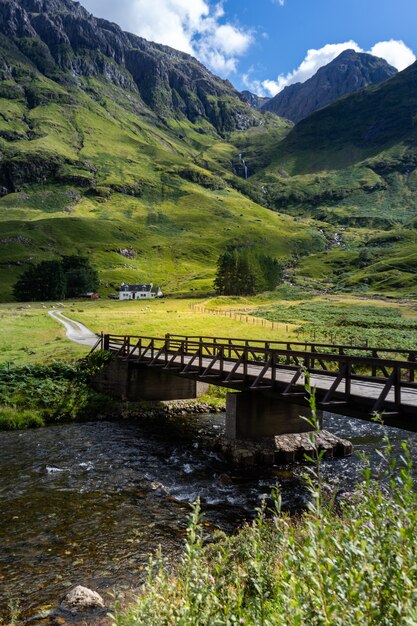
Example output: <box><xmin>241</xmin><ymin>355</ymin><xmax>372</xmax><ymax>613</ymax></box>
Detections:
<box><xmin>189</xmin><ymin>303</ymin><xmax>290</xmax><ymax>333</ymax></box>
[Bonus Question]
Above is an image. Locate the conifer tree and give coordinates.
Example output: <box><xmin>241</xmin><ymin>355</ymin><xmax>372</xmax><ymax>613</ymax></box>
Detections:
<box><xmin>214</xmin><ymin>245</ymin><xmax>284</xmax><ymax>296</ymax></box>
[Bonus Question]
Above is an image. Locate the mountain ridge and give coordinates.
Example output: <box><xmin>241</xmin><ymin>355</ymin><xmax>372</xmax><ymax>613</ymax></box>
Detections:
<box><xmin>0</xmin><ymin>0</ymin><xmax>257</xmax><ymax>134</ymax></box>
<box><xmin>262</xmin><ymin>49</ymin><xmax>398</xmax><ymax>123</ymax></box>
<box><xmin>0</xmin><ymin>0</ymin><xmax>324</xmax><ymax>301</ymax></box>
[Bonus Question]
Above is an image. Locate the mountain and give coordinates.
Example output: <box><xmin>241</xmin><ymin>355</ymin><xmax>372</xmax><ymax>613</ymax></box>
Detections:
<box><xmin>241</xmin><ymin>90</ymin><xmax>270</xmax><ymax>110</ymax></box>
<box><xmin>239</xmin><ymin>61</ymin><xmax>417</xmax><ymax>293</ymax></box>
<box><xmin>0</xmin><ymin>0</ymin><xmax>257</xmax><ymax>134</ymax></box>
<box><xmin>0</xmin><ymin>0</ymin><xmax>323</xmax><ymax>301</ymax></box>
<box><xmin>262</xmin><ymin>49</ymin><xmax>398</xmax><ymax>123</ymax></box>
<box><xmin>0</xmin><ymin>0</ymin><xmax>416</xmax><ymax>302</ymax></box>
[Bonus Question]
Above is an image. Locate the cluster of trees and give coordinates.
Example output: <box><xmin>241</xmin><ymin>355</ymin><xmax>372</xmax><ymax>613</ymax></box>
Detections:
<box><xmin>214</xmin><ymin>246</ymin><xmax>284</xmax><ymax>296</ymax></box>
<box><xmin>13</xmin><ymin>256</ymin><xmax>99</xmax><ymax>302</ymax></box>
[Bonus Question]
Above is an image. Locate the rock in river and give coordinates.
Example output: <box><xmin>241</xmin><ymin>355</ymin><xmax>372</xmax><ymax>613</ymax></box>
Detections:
<box><xmin>61</xmin><ymin>585</ymin><xmax>105</xmax><ymax>614</ymax></box>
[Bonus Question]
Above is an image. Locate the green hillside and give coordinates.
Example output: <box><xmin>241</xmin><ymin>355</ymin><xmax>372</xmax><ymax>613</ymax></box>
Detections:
<box><xmin>238</xmin><ymin>62</ymin><xmax>417</xmax><ymax>294</ymax></box>
<box><xmin>0</xmin><ymin>33</ymin><xmax>324</xmax><ymax>301</ymax></box>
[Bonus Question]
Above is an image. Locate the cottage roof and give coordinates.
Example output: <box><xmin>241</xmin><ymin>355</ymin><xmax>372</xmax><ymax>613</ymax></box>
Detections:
<box><xmin>120</xmin><ymin>284</ymin><xmax>153</xmax><ymax>292</ymax></box>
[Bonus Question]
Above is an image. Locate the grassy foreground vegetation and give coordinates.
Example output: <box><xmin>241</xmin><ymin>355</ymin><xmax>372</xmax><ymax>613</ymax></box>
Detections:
<box><xmin>113</xmin><ymin>438</ymin><xmax>417</xmax><ymax>626</ymax></box>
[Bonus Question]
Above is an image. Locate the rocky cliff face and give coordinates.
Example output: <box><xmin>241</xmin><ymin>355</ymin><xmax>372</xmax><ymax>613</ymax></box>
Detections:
<box><xmin>262</xmin><ymin>50</ymin><xmax>398</xmax><ymax>123</ymax></box>
<box><xmin>0</xmin><ymin>0</ymin><xmax>257</xmax><ymax>133</ymax></box>
<box><xmin>241</xmin><ymin>90</ymin><xmax>270</xmax><ymax>110</ymax></box>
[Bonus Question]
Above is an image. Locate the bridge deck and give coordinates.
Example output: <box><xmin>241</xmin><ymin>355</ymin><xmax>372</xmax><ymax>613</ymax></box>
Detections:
<box><xmin>95</xmin><ymin>334</ymin><xmax>417</xmax><ymax>430</ymax></box>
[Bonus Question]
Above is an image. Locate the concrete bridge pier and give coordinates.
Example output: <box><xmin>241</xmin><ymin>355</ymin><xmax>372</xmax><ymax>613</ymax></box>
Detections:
<box><xmin>92</xmin><ymin>360</ymin><xmax>208</xmax><ymax>401</ymax></box>
<box><xmin>225</xmin><ymin>391</ymin><xmax>320</xmax><ymax>440</ymax></box>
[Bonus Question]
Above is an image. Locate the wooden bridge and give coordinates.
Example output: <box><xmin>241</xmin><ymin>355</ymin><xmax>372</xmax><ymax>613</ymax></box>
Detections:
<box><xmin>92</xmin><ymin>333</ymin><xmax>417</xmax><ymax>437</ymax></box>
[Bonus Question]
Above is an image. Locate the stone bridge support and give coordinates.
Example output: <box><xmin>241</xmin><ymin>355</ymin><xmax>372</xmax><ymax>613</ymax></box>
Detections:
<box><xmin>226</xmin><ymin>391</ymin><xmax>321</xmax><ymax>440</ymax></box>
<box><xmin>92</xmin><ymin>360</ymin><xmax>208</xmax><ymax>401</ymax></box>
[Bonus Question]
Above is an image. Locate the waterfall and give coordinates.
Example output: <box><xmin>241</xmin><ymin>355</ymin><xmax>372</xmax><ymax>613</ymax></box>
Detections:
<box><xmin>238</xmin><ymin>153</ymin><xmax>248</xmax><ymax>179</ymax></box>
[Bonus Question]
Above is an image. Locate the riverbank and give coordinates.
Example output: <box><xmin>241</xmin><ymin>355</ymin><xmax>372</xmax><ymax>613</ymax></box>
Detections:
<box><xmin>0</xmin><ymin>360</ymin><xmax>109</xmax><ymax>430</ymax></box>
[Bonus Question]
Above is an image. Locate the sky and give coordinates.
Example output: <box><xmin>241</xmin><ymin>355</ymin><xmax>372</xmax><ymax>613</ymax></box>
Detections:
<box><xmin>80</xmin><ymin>0</ymin><xmax>417</xmax><ymax>96</ymax></box>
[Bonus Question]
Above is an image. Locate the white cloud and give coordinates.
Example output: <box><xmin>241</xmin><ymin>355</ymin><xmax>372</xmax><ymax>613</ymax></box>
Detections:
<box><xmin>247</xmin><ymin>39</ymin><xmax>416</xmax><ymax>97</ymax></box>
<box><xmin>370</xmin><ymin>40</ymin><xmax>416</xmax><ymax>71</ymax></box>
<box><xmin>81</xmin><ymin>0</ymin><xmax>253</xmax><ymax>77</ymax></box>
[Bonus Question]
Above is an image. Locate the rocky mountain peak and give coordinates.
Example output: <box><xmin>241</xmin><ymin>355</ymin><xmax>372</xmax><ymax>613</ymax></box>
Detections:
<box><xmin>262</xmin><ymin>50</ymin><xmax>398</xmax><ymax>123</ymax></box>
<box><xmin>241</xmin><ymin>90</ymin><xmax>270</xmax><ymax>110</ymax></box>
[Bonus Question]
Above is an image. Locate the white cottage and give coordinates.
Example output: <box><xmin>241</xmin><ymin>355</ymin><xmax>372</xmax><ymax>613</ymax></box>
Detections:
<box><xmin>119</xmin><ymin>283</ymin><xmax>163</xmax><ymax>300</ymax></box>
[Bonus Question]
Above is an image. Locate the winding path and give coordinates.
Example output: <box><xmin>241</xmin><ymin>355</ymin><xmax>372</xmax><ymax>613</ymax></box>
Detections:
<box><xmin>48</xmin><ymin>310</ymin><xmax>98</xmax><ymax>347</ymax></box>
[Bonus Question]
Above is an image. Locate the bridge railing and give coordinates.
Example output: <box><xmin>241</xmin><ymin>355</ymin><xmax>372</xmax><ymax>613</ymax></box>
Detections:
<box><xmin>99</xmin><ymin>333</ymin><xmax>417</xmax><ymax>379</ymax></box>
<box><xmin>166</xmin><ymin>333</ymin><xmax>417</xmax><ymax>362</ymax></box>
<box><xmin>95</xmin><ymin>333</ymin><xmax>417</xmax><ymax>412</ymax></box>
<box><xmin>100</xmin><ymin>333</ymin><xmax>417</xmax><ymax>373</ymax></box>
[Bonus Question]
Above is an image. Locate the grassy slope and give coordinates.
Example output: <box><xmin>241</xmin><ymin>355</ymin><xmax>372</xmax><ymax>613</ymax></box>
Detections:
<box><xmin>234</xmin><ymin>63</ymin><xmax>417</xmax><ymax>295</ymax></box>
<box><xmin>0</xmin><ymin>39</ymin><xmax>324</xmax><ymax>301</ymax></box>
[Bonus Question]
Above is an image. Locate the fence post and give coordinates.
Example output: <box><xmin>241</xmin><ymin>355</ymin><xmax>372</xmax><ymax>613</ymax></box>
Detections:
<box><xmin>103</xmin><ymin>334</ymin><xmax>110</xmax><ymax>351</ymax></box>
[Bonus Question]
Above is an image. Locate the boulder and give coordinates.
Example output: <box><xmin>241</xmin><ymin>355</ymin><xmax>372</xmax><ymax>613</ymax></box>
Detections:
<box><xmin>61</xmin><ymin>585</ymin><xmax>105</xmax><ymax>614</ymax></box>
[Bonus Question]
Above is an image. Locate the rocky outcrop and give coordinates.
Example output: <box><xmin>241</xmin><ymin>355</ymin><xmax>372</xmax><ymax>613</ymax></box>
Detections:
<box><xmin>0</xmin><ymin>0</ymin><xmax>256</xmax><ymax>133</ymax></box>
<box><xmin>262</xmin><ymin>50</ymin><xmax>398</xmax><ymax>123</ymax></box>
<box><xmin>0</xmin><ymin>0</ymin><xmax>37</xmax><ymax>38</ymax></box>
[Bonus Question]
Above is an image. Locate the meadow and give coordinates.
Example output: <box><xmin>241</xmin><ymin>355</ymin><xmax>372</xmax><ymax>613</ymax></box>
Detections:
<box><xmin>1</xmin><ymin>290</ymin><xmax>416</xmax><ymax>367</ymax></box>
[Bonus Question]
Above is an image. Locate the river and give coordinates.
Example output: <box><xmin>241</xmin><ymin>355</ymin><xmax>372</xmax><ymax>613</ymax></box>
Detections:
<box><xmin>1</xmin><ymin>410</ymin><xmax>416</xmax><ymax>622</ymax></box>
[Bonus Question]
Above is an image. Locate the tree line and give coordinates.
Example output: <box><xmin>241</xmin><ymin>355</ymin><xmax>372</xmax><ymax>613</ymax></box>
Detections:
<box><xmin>14</xmin><ymin>256</ymin><xmax>99</xmax><ymax>301</ymax></box>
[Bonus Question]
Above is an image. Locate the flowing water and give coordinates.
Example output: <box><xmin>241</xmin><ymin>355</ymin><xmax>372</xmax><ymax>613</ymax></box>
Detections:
<box><xmin>1</xmin><ymin>411</ymin><xmax>416</xmax><ymax>622</ymax></box>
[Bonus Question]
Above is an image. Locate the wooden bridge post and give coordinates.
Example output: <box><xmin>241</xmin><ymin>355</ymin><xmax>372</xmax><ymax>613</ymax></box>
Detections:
<box><xmin>372</xmin><ymin>350</ymin><xmax>378</xmax><ymax>378</ymax></box>
<box><xmin>394</xmin><ymin>366</ymin><xmax>401</xmax><ymax>410</ymax></box>
<box><xmin>408</xmin><ymin>352</ymin><xmax>416</xmax><ymax>383</ymax></box>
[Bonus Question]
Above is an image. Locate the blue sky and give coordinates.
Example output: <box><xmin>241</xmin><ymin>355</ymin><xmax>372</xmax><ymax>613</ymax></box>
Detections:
<box><xmin>81</xmin><ymin>0</ymin><xmax>417</xmax><ymax>95</ymax></box>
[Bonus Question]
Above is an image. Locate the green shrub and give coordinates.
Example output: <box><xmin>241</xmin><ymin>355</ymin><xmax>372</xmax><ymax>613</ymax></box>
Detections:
<box><xmin>0</xmin><ymin>360</ymin><xmax>111</xmax><ymax>429</ymax></box>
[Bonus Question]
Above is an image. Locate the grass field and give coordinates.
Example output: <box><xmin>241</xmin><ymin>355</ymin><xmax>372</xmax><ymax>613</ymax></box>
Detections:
<box><xmin>1</xmin><ymin>290</ymin><xmax>417</xmax><ymax>366</ymax></box>
<box><xmin>0</xmin><ymin>303</ymin><xmax>86</xmax><ymax>364</ymax></box>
